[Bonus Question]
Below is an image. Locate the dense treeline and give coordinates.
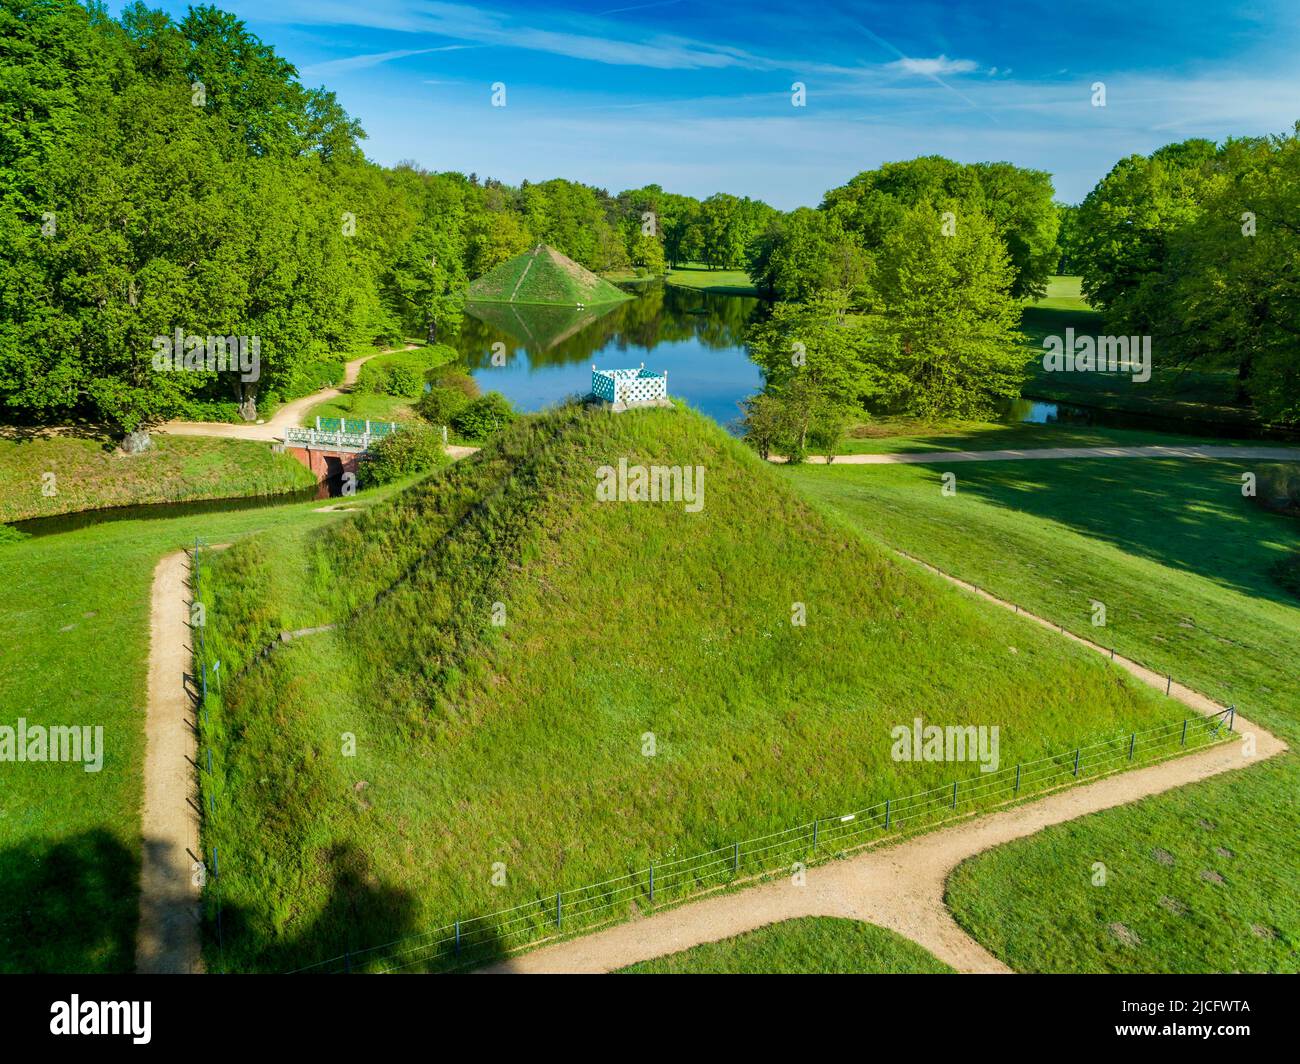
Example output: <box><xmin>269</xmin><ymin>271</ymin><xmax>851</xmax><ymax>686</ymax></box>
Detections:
<box><xmin>740</xmin><ymin>157</ymin><xmax>1050</xmax><ymax>452</ymax></box>
<box><xmin>1073</xmin><ymin>132</ymin><xmax>1300</xmax><ymax>424</ymax></box>
<box><xmin>0</xmin><ymin>0</ymin><xmax>773</xmax><ymax>437</ymax></box>
<box><xmin>3</xmin><ymin>1</ymin><xmax>1294</xmax><ymax>444</ymax></box>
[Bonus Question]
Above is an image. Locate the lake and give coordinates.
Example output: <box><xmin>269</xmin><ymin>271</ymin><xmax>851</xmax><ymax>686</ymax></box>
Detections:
<box><xmin>451</xmin><ymin>283</ymin><xmax>1285</xmax><ymax>442</ymax></box>
<box><xmin>452</xmin><ymin>283</ymin><xmax>764</xmax><ymax>430</ymax></box>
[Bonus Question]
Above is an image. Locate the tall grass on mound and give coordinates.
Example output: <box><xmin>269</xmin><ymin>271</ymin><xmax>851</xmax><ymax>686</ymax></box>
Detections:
<box><xmin>618</xmin><ymin>917</ymin><xmax>955</xmax><ymax>974</ymax></box>
<box><xmin>198</xmin><ymin>405</ymin><xmax>1190</xmax><ymax>973</ymax></box>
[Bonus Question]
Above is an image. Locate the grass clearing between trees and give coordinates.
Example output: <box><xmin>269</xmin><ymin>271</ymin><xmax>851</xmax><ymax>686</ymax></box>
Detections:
<box><xmin>1018</xmin><ymin>276</ymin><xmax>1255</xmax><ymax>425</ymax></box>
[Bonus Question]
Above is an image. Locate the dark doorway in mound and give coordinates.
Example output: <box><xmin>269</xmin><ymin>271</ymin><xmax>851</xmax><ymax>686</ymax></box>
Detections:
<box><xmin>324</xmin><ymin>456</ymin><xmax>345</xmax><ymax>497</ymax></box>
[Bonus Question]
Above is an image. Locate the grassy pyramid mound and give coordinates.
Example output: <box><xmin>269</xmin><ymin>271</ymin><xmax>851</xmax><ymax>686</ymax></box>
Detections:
<box><xmin>466</xmin><ymin>244</ymin><xmax>632</xmax><ymax>305</ymax></box>
<box><xmin>200</xmin><ymin>405</ymin><xmax>1183</xmax><ymax>971</ymax></box>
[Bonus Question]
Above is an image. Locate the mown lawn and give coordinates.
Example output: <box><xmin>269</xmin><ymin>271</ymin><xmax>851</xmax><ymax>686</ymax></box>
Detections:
<box><xmin>0</xmin><ymin>481</ymin><xmax>415</xmax><ymax>972</ymax></box>
<box><xmin>197</xmin><ymin>406</ymin><xmax>1191</xmax><ymax>973</ymax></box>
<box><xmin>618</xmin><ymin>917</ymin><xmax>954</xmax><ymax>974</ymax></box>
<box><xmin>0</xmin><ymin>434</ymin><xmax>315</xmax><ymax>523</ymax></box>
<box><xmin>782</xmin><ymin>441</ymin><xmax>1300</xmax><ymax>972</ymax></box>
<box><xmin>665</xmin><ymin>264</ymin><xmax>757</xmax><ymax>296</ymax></box>
<box><xmin>835</xmin><ymin>419</ymin><xmax>1262</xmax><ymax>456</ymax></box>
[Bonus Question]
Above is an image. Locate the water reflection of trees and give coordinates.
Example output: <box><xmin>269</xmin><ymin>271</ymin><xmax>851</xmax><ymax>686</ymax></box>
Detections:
<box><xmin>454</xmin><ymin>284</ymin><xmax>765</xmax><ymax>370</ymax></box>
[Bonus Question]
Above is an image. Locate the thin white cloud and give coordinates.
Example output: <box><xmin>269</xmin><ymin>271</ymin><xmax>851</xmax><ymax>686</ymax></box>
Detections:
<box><xmin>889</xmin><ymin>55</ymin><xmax>979</xmax><ymax>77</ymax></box>
<box><xmin>301</xmin><ymin>44</ymin><xmax>477</xmax><ymax>77</ymax></box>
<box><xmin>248</xmin><ymin>0</ymin><xmax>864</xmax><ymax>75</ymax></box>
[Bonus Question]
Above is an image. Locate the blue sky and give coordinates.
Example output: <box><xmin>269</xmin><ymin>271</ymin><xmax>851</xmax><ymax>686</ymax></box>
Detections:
<box><xmin>122</xmin><ymin>0</ymin><xmax>1300</xmax><ymax>208</ymax></box>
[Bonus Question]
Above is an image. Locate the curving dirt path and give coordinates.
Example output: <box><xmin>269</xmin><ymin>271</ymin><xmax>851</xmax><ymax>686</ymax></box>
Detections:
<box><xmin>157</xmin><ymin>345</ymin><xmax>415</xmax><ymax>442</ymax></box>
<box><xmin>135</xmin><ymin>549</ymin><xmax>204</xmax><ymax>973</ymax></box>
<box><xmin>769</xmin><ymin>444</ymin><xmax>1300</xmax><ymax>466</ymax></box>
<box><xmin>485</xmin><ymin>558</ymin><xmax>1287</xmax><ymax>974</ymax></box>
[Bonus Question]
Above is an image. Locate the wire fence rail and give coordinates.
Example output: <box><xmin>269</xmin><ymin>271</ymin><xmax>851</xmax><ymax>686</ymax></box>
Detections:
<box><xmin>280</xmin><ymin>704</ymin><xmax>1236</xmax><ymax>975</ymax></box>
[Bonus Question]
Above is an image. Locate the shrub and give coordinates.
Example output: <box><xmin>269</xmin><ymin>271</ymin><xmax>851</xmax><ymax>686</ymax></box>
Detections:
<box><xmin>385</xmin><ymin>364</ymin><xmax>420</xmax><ymax>396</ymax></box>
<box><xmin>451</xmin><ymin>392</ymin><xmax>517</xmax><ymax>442</ymax></box>
<box><xmin>356</xmin><ymin>363</ymin><xmax>390</xmax><ymax>395</ymax></box>
<box><xmin>426</xmin><ymin>366</ymin><xmax>480</xmax><ymax>398</ymax></box>
<box><xmin>416</xmin><ymin>385</ymin><xmax>470</xmax><ymax>426</ymax></box>
<box><xmin>356</xmin><ymin>425</ymin><xmax>448</xmax><ymax>487</ymax></box>
<box><xmin>1254</xmin><ymin>464</ymin><xmax>1300</xmax><ymax>515</ymax></box>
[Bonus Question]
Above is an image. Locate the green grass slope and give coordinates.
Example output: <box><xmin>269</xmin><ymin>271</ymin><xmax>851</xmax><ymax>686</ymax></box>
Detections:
<box><xmin>198</xmin><ymin>405</ymin><xmax>1193</xmax><ymax>973</ymax></box>
<box><xmin>781</xmin><ymin>448</ymin><xmax>1300</xmax><ymax>972</ymax></box>
<box><xmin>618</xmin><ymin>917</ymin><xmax>954</xmax><ymax>974</ymax></box>
<box><xmin>0</xmin><ymin>435</ymin><xmax>316</xmax><ymax>523</ymax></box>
<box><xmin>467</xmin><ymin>245</ymin><xmax>631</xmax><ymax>305</ymax></box>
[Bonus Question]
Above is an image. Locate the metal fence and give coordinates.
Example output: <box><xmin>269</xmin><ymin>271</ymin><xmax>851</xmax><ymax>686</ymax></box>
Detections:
<box><xmin>288</xmin><ymin>703</ymin><xmax>1236</xmax><ymax>975</ymax></box>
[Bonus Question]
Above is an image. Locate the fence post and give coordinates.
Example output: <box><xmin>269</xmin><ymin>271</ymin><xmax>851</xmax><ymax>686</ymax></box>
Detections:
<box><xmin>952</xmin><ymin>780</ymin><xmax>958</xmax><ymax>809</ymax></box>
<box><xmin>1180</xmin><ymin>719</ymin><xmax>1188</xmax><ymax>746</ymax></box>
<box><xmin>884</xmin><ymin>799</ymin><xmax>891</xmax><ymax>829</ymax></box>
<box><xmin>733</xmin><ymin>842</ymin><xmax>739</xmax><ymax>875</ymax></box>
<box><xmin>812</xmin><ymin>820</ymin><xmax>818</xmax><ymax>852</ymax></box>
<box><xmin>649</xmin><ymin>865</ymin><xmax>654</xmax><ymax>902</ymax></box>
<box><xmin>1128</xmin><ymin>733</ymin><xmax>1136</xmax><ymax>760</ymax></box>
<box><xmin>1167</xmin><ymin>675</ymin><xmax>1172</xmax><ymax>695</ymax></box>
<box><xmin>556</xmin><ymin>892</ymin><xmax>562</xmax><ymax>928</ymax></box>
<box><xmin>1014</xmin><ymin>764</ymin><xmax>1021</xmax><ymax>794</ymax></box>
<box><xmin>1073</xmin><ymin>748</ymin><xmax>1080</xmax><ymax>776</ymax></box>
<box><xmin>454</xmin><ymin>920</ymin><xmax>460</xmax><ymax>956</ymax></box>
<box><xmin>1228</xmin><ymin>705</ymin><xmax>1236</xmax><ymax>732</ymax></box>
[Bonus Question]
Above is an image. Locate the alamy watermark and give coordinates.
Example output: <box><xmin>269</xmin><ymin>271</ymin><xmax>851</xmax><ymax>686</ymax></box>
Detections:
<box><xmin>1042</xmin><ymin>328</ymin><xmax>1151</xmax><ymax>383</ymax></box>
<box><xmin>151</xmin><ymin>329</ymin><xmax>260</xmax><ymax>382</ymax></box>
<box><xmin>595</xmin><ymin>458</ymin><xmax>704</xmax><ymax>512</ymax></box>
<box><xmin>1</xmin><ymin>718</ymin><xmax>103</xmax><ymax>772</ymax></box>
<box><xmin>891</xmin><ymin>717</ymin><xmax>1000</xmax><ymax>773</ymax></box>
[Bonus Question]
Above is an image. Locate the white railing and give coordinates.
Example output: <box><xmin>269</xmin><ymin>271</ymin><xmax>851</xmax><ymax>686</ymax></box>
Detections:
<box><xmin>283</xmin><ymin>427</ymin><xmax>374</xmax><ymax>451</ymax></box>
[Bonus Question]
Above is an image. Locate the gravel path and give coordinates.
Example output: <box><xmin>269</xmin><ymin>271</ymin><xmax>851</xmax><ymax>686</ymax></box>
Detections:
<box><xmin>156</xmin><ymin>345</ymin><xmax>413</xmax><ymax>441</ymax></box>
<box><xmin>135</xmin><ymin>549</ymin><xmax>204</xmax><ymax>973</ymax></box>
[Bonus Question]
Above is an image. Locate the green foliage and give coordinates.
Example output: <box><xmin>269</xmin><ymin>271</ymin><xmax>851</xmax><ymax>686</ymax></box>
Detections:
<box><xmin>429</xmin><ymin>365</ymin><xmax>479</xmax><ymax>393</ymax></box>
<box><xmin>0</xmin><ymin>4</ymin><xmax>783</xmax><ymax>436</ymax></box>
<box><xmin>356</xmin><ymin>424</ymin><xmax>448</xmax><ymax>486</ymax></box>
<box><xmin>744</xmin><ymin>295</ymin><xmax>871</xmax><ymax>456</ymax></box>
<box><xmin>415</xmin><ymin>384</ymin><xmax>470</xmax><ymax>426</ymax></box>
<box><xmin>747</xmin><ymin>208</ymin><xmax>867</xmax><ymax>301</ymax></box>
<box><xmin>1073</xmin><ymin>139</ymin><xmax>1219</xmax><ymax>329</ymax></box>
<box><xmin>861</xmin><ymin>202</ymin><xmax>1027</xmax><ymax>419</ymax></box>
<box><xmin>450</xmin><ymin>391</ymin><xmax>516</xmax><ymax>441</ymax></box>
<box><xmin>821</xmin><ymin>156</ymin><xmax>1060</xmax><ymax>299</ymax></box>
<box><xmin>1073</xmin><ymin>129</ymin><xmax>1300</xmax><ymax>423</ymax></box>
